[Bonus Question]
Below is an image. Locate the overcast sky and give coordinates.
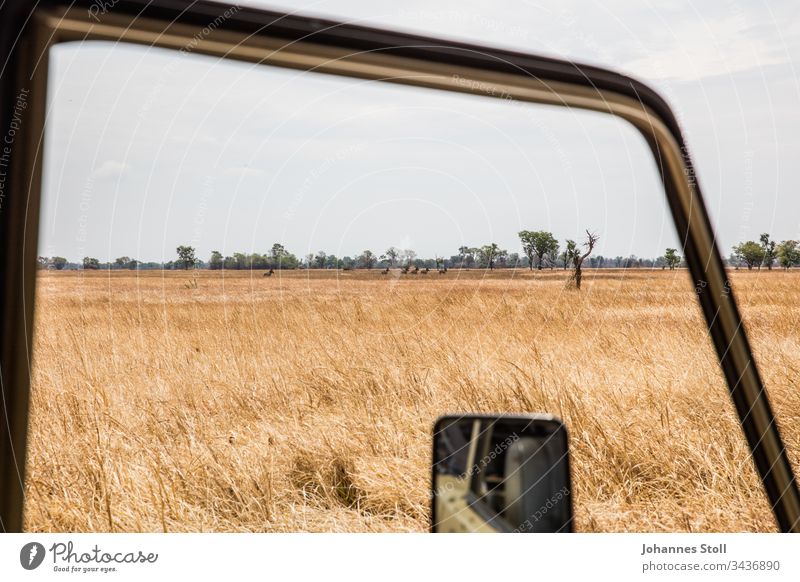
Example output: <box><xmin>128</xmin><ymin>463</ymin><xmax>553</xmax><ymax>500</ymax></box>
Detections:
<box><xmin>38</xmin><ymin>0</ymin><xmax>800</xmax><ymax>262</ymax></box>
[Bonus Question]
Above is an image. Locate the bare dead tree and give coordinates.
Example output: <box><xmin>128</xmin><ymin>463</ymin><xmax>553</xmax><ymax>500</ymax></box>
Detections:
<box><xmin>569</xmin><ymin>230</ymin><xmax>598</xmax><ymax>290</ymax></box>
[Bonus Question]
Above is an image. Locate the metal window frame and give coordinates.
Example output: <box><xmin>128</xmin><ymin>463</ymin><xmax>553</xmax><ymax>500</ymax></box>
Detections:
<box><xmin>0</xmin><ymin>0</ymin><xmax>797</xmax><ymax>532</ymax></box>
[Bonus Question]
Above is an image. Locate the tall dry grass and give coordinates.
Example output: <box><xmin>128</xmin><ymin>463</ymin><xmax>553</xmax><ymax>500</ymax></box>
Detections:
<box><xmin>24</xmin><ymin>268</ymin><xmax>800</xmax><ymax>531</ymax></box>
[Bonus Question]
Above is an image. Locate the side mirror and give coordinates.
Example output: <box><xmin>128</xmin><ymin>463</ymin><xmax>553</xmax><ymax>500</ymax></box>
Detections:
<box><xmin>432</xmin><ymin>414</ymin><xmax>572</xmax><ymax>533</ymax></box>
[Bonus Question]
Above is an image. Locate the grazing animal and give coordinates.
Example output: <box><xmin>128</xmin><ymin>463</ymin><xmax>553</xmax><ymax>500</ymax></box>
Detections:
<box><xmin>438</xmin><ymin>269</ymin><xmax>447</xmax><ymax>274</ymax></box>
<box><xmin>422</xmin><ymin>268</ymin><xmax>430</xmax><ymax>274</ymax></box>
<box><xmin>264</xmin><ymin>268</ymin><xmax>274</xmax><ymax>277</ymax></box>
<box><xmin>381</xmin><ymin>268</ymin><xmax>390</xmax><ymax>274</ymax></box>
<box><xmin>401</xmin><ymin>265</ymin><xmax>410</xmax><ymax>274</ymax></box>
<box><xmin>412</xmin><ymin>266</ymin><xmax>419</xmax><ymax>274</ymax></box>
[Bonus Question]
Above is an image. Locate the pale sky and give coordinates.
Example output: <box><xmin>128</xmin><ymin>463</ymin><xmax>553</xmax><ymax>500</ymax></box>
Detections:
<box><xmin>38</xmin><ymin>0</ymin><xmax>800</xmax><ymax>263</ymax></box>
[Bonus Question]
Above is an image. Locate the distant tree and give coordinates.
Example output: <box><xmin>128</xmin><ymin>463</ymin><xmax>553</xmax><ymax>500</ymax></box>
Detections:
<box><xmin>270</xmin><ymin>243</ymin><xmax>287</xmax><ymax>265</ymax></box>
<box><xmin>268</xmin><ymin>243</ymin><xmax>298</xmax><ymax>269</ymax></box>
<box><xmin>250</xmin><ymin>254</ymin><xmax>261</xmax><ymax>269</ymax></box>
<box><xmin>358</xmin><ymin>249</ymin><xmax>377</xmax><ymax>269</ymax></box>
<box><xmin>304</xmin><ymin>253</ymin><xmax>315</xmax><ymax>269</ymax></box>
<box><xmin>589</xmin><ymin>255</ymin><xmax>606</xmax><ymax>269</ymax></box>
<box><xmin>324</xmin><ymin>254</ymin><xmax>338</xmax><ymax>269</ymax></box>
<box><xmin>455</xmin><ymin>246</ymin><xmax>479</xmax><ymax>268</ymax></box>
<box><xmin>401</xmin><ymin>249</ymin><xmax>417</xmax><ymax>267</ymax></box>
<box><xmin>458</xmin><ymin>246</ymin><xmax>471</xmax><ymax>268</ymax></box>
<box><xmin>283</xmin><ymin>253</ymin><xmax>299</xmax><ymax>270</ymax></box>
<box><xmin>255</xmin><ymin>254</ymin><xmax>266</xmax><ymax>269</ymax></box>
<box><xmin>314</xmin><ymin>251</ymin><xmax>327</xmax><ymax>269</ymax></box>
<box><xmin>113</xmin><ymin>256</ymin><xmax>138</xmax><ymax>269</ymax></box>
<box><xmin>777</xmin><ymin>240</ymin><xmax>800</xmax><ymax>269</ymax></box>
<box><xmin>470</xmin><ymin>247</ymin><xmax>481</xmax><ymax>267</ymax></box>
<box><xmin>759</xmin><ymin>233</ymin><xmax>777</xmax><ymax>270</ymax></box>
<box><xmin>664</xmin><ymin>248</ymin><xmax>681</xmax><ymax>270</ymax></box>
<box><xmin>83</xmin><ymin>257</ymin><xmax>100</xmax><ymax>270</ymax></box>
<box><xmin>36</xmin><ymin>256</ymin><xmax>49</xmax><ymax>270</ymax></box>
<box><xmin>209</xmin><ymin>251</ymin><xmax>223</xmax><ymax>270</ymax></box>
<box><xmin>479</xmin><ymin>243</ymin><xmax>505</xmax><ymax>270</ymax></box>
<box><xmin>384</xmin><ymin>247</ymin><xmax>400</xmax><ymax>267</ymax></box>
<box><xmin>569</xmin><ymin>230</ymin><xmax>598</xmax><ymax>290</ymax></box>
<box><xmin>176</xmin><ymin>245</ymin><xmax>197</xmax><ymax>269</ymax></box>
<box><xmin>733</xmin><ymin>241</ymin><xmax>764</xmax><ymax>270</ymax></box>
<box><xmin>622</xmin><ymin>255</ymin><xmax>639</xmax><ymax>269</ymax></box>
<box><xmin>51</xmin><ymin>256</ymin><xmax>67</xmax><ymax>270</ymax></box>
<box><xmin>546</xmin><ymin>241</ymin><xmax>560</xmax><ymax>270</ymax></box>
<box><xmin>114</xmin><ymin>256</ymin><xmax>132</xmax><ymax>269</ymax></box>
<box><xmin>518</xmin><ymin>230</ymin><xmax>558</xmax><ymax>270</ymax></box>
<box><xmin>232</xmin><ymin>252</ymin><xmax>247</xmax><ymax>270</ymax></box>
<box><xmin>496</xmin><ymin>252</ymin><xmax>510</xmax><ymax>269</ymax></box>
<box><xmin>560</xmin><ymin>239</ymin><xmax>578</xmax><ymax>271</ymax></box>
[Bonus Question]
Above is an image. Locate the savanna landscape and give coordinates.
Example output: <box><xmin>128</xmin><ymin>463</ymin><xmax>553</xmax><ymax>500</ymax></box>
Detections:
<box><xmin>24</xmin><ymin>268</ymin><xmax>800</xmax><ymax>532</ymax></box>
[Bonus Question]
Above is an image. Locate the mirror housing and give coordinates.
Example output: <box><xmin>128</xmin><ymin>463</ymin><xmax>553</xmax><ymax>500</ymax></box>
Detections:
<box><xmin>432</xmin><ymin>414</ymin><xmax>572</xmax><ymax>533</ymax></box>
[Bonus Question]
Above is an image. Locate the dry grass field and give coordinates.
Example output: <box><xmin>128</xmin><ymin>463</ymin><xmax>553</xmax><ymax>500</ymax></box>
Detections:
<box><xmin>24</xmin><ymin>268</ymin><xmax>800</xmax><ymax>532</ymax></box>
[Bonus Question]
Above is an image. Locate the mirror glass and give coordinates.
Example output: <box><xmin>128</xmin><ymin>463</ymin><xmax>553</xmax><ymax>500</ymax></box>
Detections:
<box><xmin>433</xmin><ymin>415</ymin><xmax>571</xmax><ymax>532</ymax></box>
<box><xmin>27</xmin><ymin>39</ymin><xmax>795</xmax><ymax>533</ymax></box>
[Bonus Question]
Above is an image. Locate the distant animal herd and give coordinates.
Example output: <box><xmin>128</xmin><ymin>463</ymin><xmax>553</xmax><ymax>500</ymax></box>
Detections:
<box><xmin>387</xmin><ymin>266</ymin><xmax>448</xmax><ymax>275</ymax></box>
<box><xmin>264</xmin><ymin>266</ymin><xmax>449</xmax><ymax>276</ymax></box>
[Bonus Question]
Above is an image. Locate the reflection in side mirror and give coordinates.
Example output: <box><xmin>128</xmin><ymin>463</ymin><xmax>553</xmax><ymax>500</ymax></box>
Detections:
<box><xmin>432</xmin><ymin>414</ymin><xmax>572</xmax><ymax>533</ymax></box>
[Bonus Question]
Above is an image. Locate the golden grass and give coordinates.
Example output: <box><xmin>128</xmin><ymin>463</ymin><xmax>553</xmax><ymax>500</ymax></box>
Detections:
<box><xmin>24</xmin><ymin>268</ymin><xmax>800</xmax><ymax>532</ymax></box>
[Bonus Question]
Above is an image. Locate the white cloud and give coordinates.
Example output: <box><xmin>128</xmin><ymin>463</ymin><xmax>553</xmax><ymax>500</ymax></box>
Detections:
<box><xmin>170</xmin><ymin>134</ymin><xmax>220</xmax><ymax>146</ymax></box>
<box><xmin>224</xmin><ymin>165</ymin><xmax>265</xmax><ymax>177</ymax></box>
<box><xmin>91</xmin><ymin>160</ymin><xmax>129</xmax><ymax>179</ymax></box>
<box><xmin>620</xmin><ymin>14</ymin><xmax>790</xmax><ymax>82</ymax></box>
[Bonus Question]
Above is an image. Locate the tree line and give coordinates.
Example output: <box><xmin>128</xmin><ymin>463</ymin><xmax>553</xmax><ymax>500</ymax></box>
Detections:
<box><xmin>729</xmin><ymin>234</ymin><xmax>800</xmax><ymax>270</ymax></box>
<box><xmin>37</xmin><ymin>231</ymin><xmax>800</xmax><ymax>275</ymax></box>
